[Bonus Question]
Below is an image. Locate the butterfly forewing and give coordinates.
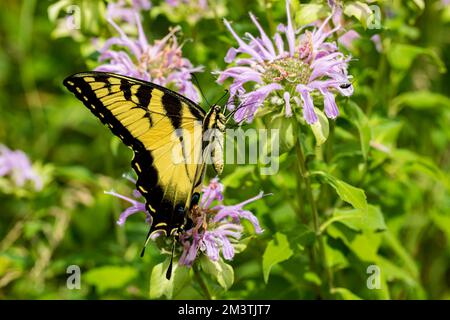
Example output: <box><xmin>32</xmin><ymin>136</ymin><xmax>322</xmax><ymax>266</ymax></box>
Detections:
<box><xmin>63</xmin><ymin>71</ymin><xmax>206</xmax><ymax>236</ymax></box>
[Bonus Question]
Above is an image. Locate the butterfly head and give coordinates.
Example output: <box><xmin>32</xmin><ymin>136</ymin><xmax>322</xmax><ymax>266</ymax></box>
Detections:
<box><xmin>210</xmin><ymin>104</ymin><xmax>227</xmax><ymax>131</ymax></box>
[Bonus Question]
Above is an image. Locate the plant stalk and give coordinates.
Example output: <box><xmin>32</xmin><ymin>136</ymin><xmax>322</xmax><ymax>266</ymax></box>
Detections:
<box><xmin>294</xmin><ymin>135</ymin><xmax>334</xmax><ymax>295</ymax></box>
<box><xmin>193</xmin><ymin>265</ymin><xmax>212</xmax><ymax>300</ymax></box>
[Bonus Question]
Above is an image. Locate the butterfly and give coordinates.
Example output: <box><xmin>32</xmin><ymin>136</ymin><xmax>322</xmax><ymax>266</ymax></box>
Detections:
<box><xmin>63</xmin><ymin>72</ymin><xmax>229</xmax><ymax>247</ymax></box>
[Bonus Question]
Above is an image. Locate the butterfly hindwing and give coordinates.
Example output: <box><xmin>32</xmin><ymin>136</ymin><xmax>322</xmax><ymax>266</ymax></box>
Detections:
<box><xmin>63</xmin><ymin>71</ymin><xmax>206</xmax><ymax>236</ymax></box>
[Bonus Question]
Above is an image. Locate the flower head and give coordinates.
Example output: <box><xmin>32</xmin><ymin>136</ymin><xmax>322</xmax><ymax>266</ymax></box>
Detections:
<box><xmin>108</xmin><ymin>177</ymin><xmax>263</xmax><ymax>266</ymax></box>
<box><xmin>0</xmin><ymin>145</ymin><xmax>42</xmax><ymax>191</ymax></box>
<box><xmin>106</xmin><ymin>0</ymin><xmax>152</xmax><ymax>26</ymax></box>
<box><xmin>179</xmin><ymin>179</ymin><xmax>263</xmax><ymax>266</ymax></box>
<box><xmin>217</xmin><ymin>0</ymin><xmax>353</xmax><ymax>124</ymax></box>
<box><xmin>96</xmin><ymin>12</ymin><xmax>203</xmax><ymax>102</ymax></box>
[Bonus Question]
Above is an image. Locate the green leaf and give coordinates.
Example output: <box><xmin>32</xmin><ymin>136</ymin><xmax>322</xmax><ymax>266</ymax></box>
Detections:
<box><xmin>200</xmin><ymin>256</ymin><xmax>234</xmax><ymax>290</ymax></box>
<box><xmin>262</xmin><ymin>114</ymin><xmax>295</xmax><ymax>155</ymax></box>
<box><xmin>47</xmin><ymin>0</ymin><xmax>71</xmax><ymax>22</ymax></box>
<box><xmin>391</xmin><ymin>149</ymin><xmax>449</xmax><ymax>189</ymax></box>
<box><xmin>149</xmin><ymin>259</ymin><xmax>192</xmax><ymax>299</ymax></box>
<box><xmin>383</xmin><ymin>231</ymin><xmax>419</xmax><ymax>279</ymax></box>
<box><xmin>295</xmin><ymin>3</ymin><xmax>328</xmax><ymax>25</ymax></box>
<box><xmin>387</xmin><ymin>44</ymin><xmax>446</xmax><ymax>73</ymax></box>
<box><xmin>331</xmin><ymin>180</ymin><xmax>367</xmax><ymax>211</ymax></box>
<box><xmin>262</xmin><ymin>232</ymin><xmax>293</xmax><ymax>283</ymax></box>
<box><xmin>321</xmin><ymin>205</ymin><xmax>387</xmax><ymax>234</ymax></box>
<box><xmin>327</xmin><ymin>224</ymin><xmax>382</xmax><ymax>261</ymax></box>
<box><xmin>303</xmin><ymin>272</ymin><xmax>322</xmax><ymax>286</ymax></box>
<box><xmin>313</xmin><ymin>171</ymin><xmax>368</xmax><ymax>212</ymax></box>
<box><xmin>412</xmin><ymin>0</ymin><xmax>425</xmax><ymax>11</ymax></box>
<box><xmin>375</xmin><ymin>256</ymin><xmax>418</xmax><ymax>287</ymax></box>
<box><xmin>343</xmin><ymin>2</ymin><xmax>373</xmax><ymax>28</ymax></box>
<box><xmin>370</xmin><ymin>118</ymin><xmax>403</xmax><ymax>148</ymax></box>
<box><xmin>324</xmin><ymin>240</ymin><xmax>349</xmax><ymax>269</ymax></box>
<box><xmin>84</xmin><ymin>266</ymin><xmax>137</xmax><ymax>294</ymax></box>
<box><xmin>390</xmin><ymin>91</ymin><xmax>450</xmax><ymax>115</ymax></box>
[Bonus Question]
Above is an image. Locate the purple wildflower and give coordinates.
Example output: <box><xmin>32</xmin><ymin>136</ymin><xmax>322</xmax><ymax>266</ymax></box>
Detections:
<box><xmin>218</xmin><ymin>0</ymin><xmax>353</xmax><ymax>124</ymax></box>
<box><xmin>370</xmin><ymin>34</ymin><xmax>383</xmax><ymax>53</ymax></box>
<box><xmin>338</xmin><ymin>30</ymin><xmax>361</xmax><ymax>50</ymax></box>
<box><xmin>96</xmin><ymin>12</ymin><xmax>203</xmax><ymax>102</ymax></box>
<box><xmin>0</xmin><ymin>145</ymin><xmax>43</xmax><ymax>191</ymax></box>
<box><xmin>106</xmin><ymin>0</ymin><xmax>152</xmax><ymax>25</ymax></box>
<box><xmin>105</xmin><ymin>189</ymin><xmax>151</xmax><ymax>225</ymax></box>
<box><xmin>179</xmin><ymin>179</ymin><xmax>264</xmax><ymax>266</ymax></box>
<box><xmin>108</xmin><ymin>177</ymin><xmax>263</xmax><ymax>265</ymax></box>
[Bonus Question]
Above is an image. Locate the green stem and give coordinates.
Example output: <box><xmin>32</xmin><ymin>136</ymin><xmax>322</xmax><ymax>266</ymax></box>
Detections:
<box><xmin>294</xmin><ymin>134</ymin><xmax>333</xmax><ymax>296</ymax></box>
<box><xmin>193</xmin><ymin>265</ymin><xmax>212</xmax><ymax>300</ymax></box>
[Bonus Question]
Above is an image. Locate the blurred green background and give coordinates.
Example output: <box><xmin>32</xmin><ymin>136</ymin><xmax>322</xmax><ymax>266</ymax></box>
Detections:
<box><xmin>0</xmin><ymin>0</ymin><xmax>449</xmax><ymax>299</ymax></box>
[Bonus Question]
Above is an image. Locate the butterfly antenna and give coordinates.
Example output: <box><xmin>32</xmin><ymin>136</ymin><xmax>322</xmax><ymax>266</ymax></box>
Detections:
<box><xmin>166</xmin><ymin>236</ymin><xmax>177</xmax><ymax>280</ymax></box>
<box><xmin>140</xmin><ymin>228</ymin><xmax>152</xmax><ymax>257</ymax></box>
<box><xmin>213</xmin><ymin>89</ymin><xmax>228</xmax><ymax>111</ymax></box>
<box><xmin>192</xmin><ymin>73</ymin><xmax>210</xmax><ymax>106</ymax></box>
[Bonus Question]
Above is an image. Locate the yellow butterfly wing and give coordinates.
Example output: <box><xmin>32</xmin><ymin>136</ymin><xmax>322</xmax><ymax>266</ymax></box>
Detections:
<box><xmin>63</xmin><ymin>71</ymin><xmax>206</xmax><ymax>236</ymax></box>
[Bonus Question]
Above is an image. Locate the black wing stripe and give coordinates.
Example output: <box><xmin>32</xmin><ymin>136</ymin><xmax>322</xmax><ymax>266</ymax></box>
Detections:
<box><xmin>162</xmin><ymin>92</ymin><xmax>182</xmax><ymax>130</ymax></box>
<box><xmin>136</xmin><ymin>85</ymin><xmax>152</xmax><ymax>108</ymax></box>
<box><xmin>120</xmin><ymin>78</ymin><xmax>132</xmax><ymax>101</ymax></box>
<box><xmin>64</xmin><ymin>76</ymin><xmax>145</xmax><ymax>151</ymax></box>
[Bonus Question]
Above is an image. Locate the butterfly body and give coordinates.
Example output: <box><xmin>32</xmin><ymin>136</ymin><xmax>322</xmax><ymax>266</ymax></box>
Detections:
<box><xmin>63</xmin><ymin>71</ymin><xmax>225</xmax><ymax>238</ymax></box>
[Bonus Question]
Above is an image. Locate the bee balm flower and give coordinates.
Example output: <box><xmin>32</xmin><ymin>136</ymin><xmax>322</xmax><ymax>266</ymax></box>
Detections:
<box><xmin>0</xmin><ymin>145</ymin><xmax>43</xmax><ymax>191</ymax></box>
<box><xmin>217</xmin><ymin>0</ymin><xmax>354</xmax><ymax>124</ymax></box>
<box><xmin>107</xmin><ymin>177</ymin><xmax>264</xmax><ymax>265</ymax></box>
<box><xmin>96</xmin><ymin>12</ymin><xmax>203</xmax><ymax>102</ymax></box>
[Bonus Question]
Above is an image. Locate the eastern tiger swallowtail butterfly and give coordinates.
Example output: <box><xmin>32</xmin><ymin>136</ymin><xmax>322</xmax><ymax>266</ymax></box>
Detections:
<box><xmin>63</xmin><ymin>71</ymin><xmax>227</xmax><ymax>246</ymax></box>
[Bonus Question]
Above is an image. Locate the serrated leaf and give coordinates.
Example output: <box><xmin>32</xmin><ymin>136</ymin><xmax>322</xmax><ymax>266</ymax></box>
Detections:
<box><xmin>332</xmin><ymin>179</ymin><xmax>367</xmax><ymax>210</ymax></box>
<box><xmin>313</xmin><ymin>172</ymin><xmax>368</xmax><ymax>212</ymax></box>
<box><xmin>262</xmin><ymin>232</ymin><xmax>293</xmax><ymax>283</ymax></box>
